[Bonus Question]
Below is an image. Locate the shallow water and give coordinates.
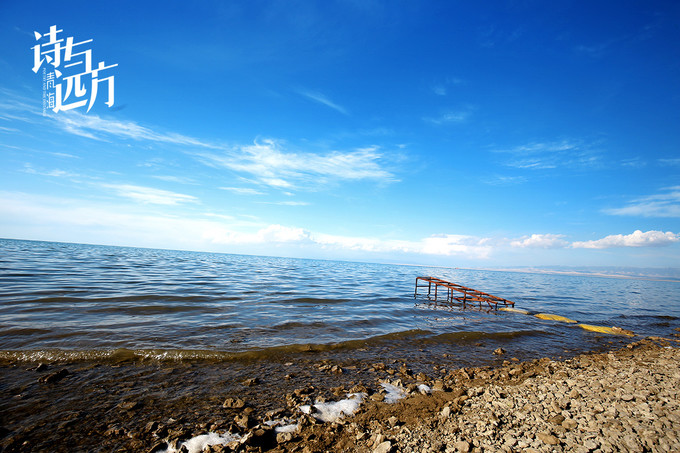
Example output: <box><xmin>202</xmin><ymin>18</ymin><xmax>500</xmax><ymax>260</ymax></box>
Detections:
<box><xmin>1</xmin><ymin>238</ymin><xmax>679</xmax><ymax>365</ymax></box>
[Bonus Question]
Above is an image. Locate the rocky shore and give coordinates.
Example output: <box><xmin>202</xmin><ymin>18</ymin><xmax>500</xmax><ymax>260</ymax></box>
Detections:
<box><xmin>1</xmin><ymin>337</ymin><xmax>678</xmax><ymax>452</ymax></box>
<box><xmin>263</xmin><ymin>337</ymin><xmax>680</xmax><ymax>453</ymax></box>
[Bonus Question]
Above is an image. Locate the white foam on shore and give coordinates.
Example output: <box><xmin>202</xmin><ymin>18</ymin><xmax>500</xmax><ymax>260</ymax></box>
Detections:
<box><xmin>265</xmin><ymin>418</ymin><xmax>299</xmax><ymax>433</ymax></box>
<box><xmin>163</xmin><ymin>432</ymin><xmax>240</xmax><ymax>453</ymax></box>
<box><xmin>275</xmin><ymin>423</ymin><xmax>299</xmax><ymax>433</ymax></box>
<box><xmin>418</xmin><ymin>384</ymin><xmax>431</xmax><ymax>394</ymax></box>
<box><xmin>299</xmin><ymin>393</ymin><xmax>366</xmax><ymax>422</ymax></box>
<box><xmin>380</xmin><ymin>382</ymin><xmax>407</xmax><ymax>403</ymax></box>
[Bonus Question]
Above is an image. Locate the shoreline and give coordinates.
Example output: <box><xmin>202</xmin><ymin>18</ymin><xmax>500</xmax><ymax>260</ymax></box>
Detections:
<box><xmin>1</xmin><ymin>336</ymin><xmax>678</xmax><ymax>452</ymax></box>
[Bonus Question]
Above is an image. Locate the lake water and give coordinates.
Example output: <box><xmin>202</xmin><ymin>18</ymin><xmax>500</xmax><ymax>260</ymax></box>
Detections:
<box><xmin>1</xmin><ymin>238</ymin><xmax>679</xmax><ymax>365</ymax></box>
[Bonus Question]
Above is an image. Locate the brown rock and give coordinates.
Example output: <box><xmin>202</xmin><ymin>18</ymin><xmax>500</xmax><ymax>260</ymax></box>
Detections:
<box><xmin>454</xmin><ymin>440</ymin><xmax>470</xmax><ymax>452</ymax></box>
<box><xmin>234</xmin><ymin>414</ymin><xmax>252</xmax><ymax>429</ymax></box>
<box><xmin>537</xmin><ymin>432</ymin><xmax>559</xmax><ymax>445</ymax></box>
<box><xmin>243</xmin><ymin>377</ymin><xmax>260</xmax><ymax>386</ymax></box>
<box><xmin>548</xmin><ymin>414</ymin><xmax>565</xmax><ymax>425</ymax></box>
<box><xmin>222</xmin><ymin>397</ymin><xmax>246</xmax><ymax>409</ymax></box>
<box><xmin>562</xmin><ymin>418</ymin><xmax>578</xmax><ymax>430</ymax></box>
<box><xmin>276</xmin><ymin>431</ymin><xmax>293</xmax><ymax>443</ymax></box>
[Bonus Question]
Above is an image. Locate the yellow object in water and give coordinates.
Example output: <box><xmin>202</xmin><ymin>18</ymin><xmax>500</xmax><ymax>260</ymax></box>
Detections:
<box><xmin>534</xmin><ymin>313</ymin><xmax>578</xmax><ymax>323</ymax></box>
<box><xmin>499</xmin><ymin>307</ymin><xmax>530</xmax><ymax>315</ymax></box>
<box><xmin>579</xmin><ymin>324</ymin><xmax>634</xmax><ymax>336</ymax></box>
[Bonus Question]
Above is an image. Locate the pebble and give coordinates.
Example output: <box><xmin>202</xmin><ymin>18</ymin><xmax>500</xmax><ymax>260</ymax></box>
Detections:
<box><xmin>343</xmin><ymin>340</ymin><xmax>680</xmax><ymax>453</ymax></box>
<box><xmin>373</xmin><ymin>440</ymin><xmax>392</xmax><ymax>453</ymax></box>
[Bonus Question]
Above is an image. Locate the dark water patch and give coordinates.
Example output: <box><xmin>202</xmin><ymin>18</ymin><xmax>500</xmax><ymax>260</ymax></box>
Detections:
<box><xmin>0</xmin><ymin>327</ymin><xmax>52</xmax><ymax>336</ymax></box>
<box><xmin>417</xmin><ymin>329</ymin><xmax>550</xmax><ymax>345</ymax></box>
<box><xmin>282</xmin><ymin>297</ymin><xmax>350</xmax><ymax>304</ymax></box>
<box><xmin>616</xmin><ymin>314</ymin><xmax>679</xmax><ymax>320</ymax></box>
<box><xmin>269</xmin><ymin>321</ymin><xmax>331</xmax><ymax>331</ymax></box>
<box><xmin>86</xmin><ymin>304</ymin><xmax>226</xmax><ymax>315</ymax></box>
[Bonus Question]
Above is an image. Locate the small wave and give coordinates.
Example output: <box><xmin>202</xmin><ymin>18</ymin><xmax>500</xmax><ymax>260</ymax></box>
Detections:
<box><xmin>0</xmin><ymin>329</ymin><xmax>435</xmax><ymax>364</ymax></box>
<box><xmin>86</xmin><ymin>305</ymin><xmax>225</xmax><ymax>315</ymax></box>
<box><xmin>282</xmin><ymin>297</ymin><xmax>350</xmax><ymax>305</ymax></box>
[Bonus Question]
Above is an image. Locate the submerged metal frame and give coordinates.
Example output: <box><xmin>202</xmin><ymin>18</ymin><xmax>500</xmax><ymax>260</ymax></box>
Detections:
<box><xmin>414</xmin><ymin>276</ymin><xmax>515</xmax><ymax>310</ymax></box>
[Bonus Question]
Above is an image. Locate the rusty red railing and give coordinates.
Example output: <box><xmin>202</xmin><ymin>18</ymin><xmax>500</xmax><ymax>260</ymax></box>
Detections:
<box><xmin>414</xmin><ymin>276</ymin><xmax>515</xmax><ymax>310</ymax></box>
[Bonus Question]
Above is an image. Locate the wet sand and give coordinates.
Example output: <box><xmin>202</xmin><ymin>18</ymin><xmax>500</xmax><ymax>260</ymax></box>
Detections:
<box><xmin>1</xmin><ymin>336</ymin><xmax>678</xmax><ymax>452</ymax></box>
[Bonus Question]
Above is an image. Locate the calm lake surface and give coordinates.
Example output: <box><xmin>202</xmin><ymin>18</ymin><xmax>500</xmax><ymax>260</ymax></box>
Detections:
<box><xmin>1</xmin><ymin>238</ymin><xmax>679</xmax><ymax>365</ymax></box>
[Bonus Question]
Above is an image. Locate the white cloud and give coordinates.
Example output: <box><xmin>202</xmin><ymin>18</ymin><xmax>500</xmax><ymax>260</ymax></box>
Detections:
<box><xmin>424</xmin><ymin>110</ymin><xmax>470</xmax><ymax>125</ymax></box>
<box><xmin>605</xmin><ymin>186</ymin><xmax>680</xmax><ymax>218</ymax></box>
<box><xmin>297</xmin><ymin>90</ymin><xmax>348</xmax><ymax>115</ymax></box>
<box><xmin>482</xmin><ymin>175</ymin><xmax>528</xmax><ymax>185</ymax></box>
<box><xmin>432</xmin><ymin>85</ymin><xmax>447</xmax><ymax>96</ymax></box>
<box><xmin>495</xmin><ymin>140</ymin><xmax>600</xmax><ymax>170</ymax></box>
<box><xmin>220</xmin><ymin>187</ymin><xmax>265</xmax><ymax>195</ymax></box>
<box><xmin>431</xmin><ymin>77</ymin><xmax>464</xmax><ymax>96</ymax></box>
<box><xmin>207</xmin><ymin>224</ymin><xmax>314</xmax><ymax>244</ymax></box>
<box><xmin>4</xmin><ymin>91</ymin><xmax>397</xmax><ymax>192</ymax></box>
<box><xmin>511</xmin><ymin>234</ymin><xmax>569</xmax><ymax>249</ymax></box>
<box><xmin>23</xmin><ymin>164</ymin><xmax>81</xmax><ymax>179</ymax></box>
<box><xmin>51</xmin><ymin>111</ymin><xmax>220</xmax><ymax>148</ymax></box>
<box><xmin>572</xmin><ymin>230</ymin><xmax>679</xmax><ymax>249</ymax></box>
<box><xmin>198</xmin><ymin>139</ymin><xmax>396</xmax><ymax>189</ymax></box>
<box><xmin>151</xmin><ymin>175</ymin><xmax>197</xmax><ymax>184</ymax></box>
<box><xmin>101</xmin><ymin>184</ymin><xmax>198</xmax><ymax>205</ymax></box>
<box><xmin>420</xmin><ymin>234</ymin><xmax>494</xmax><ymax>258</ymax></box>
<box><xmin>259</xmin><ymin>201</ymin><xmax>309</xmax><ymax>206</ymax></box>
<box><xmin>12</xmin><ymin>191</ymin><xmax>675</xmax><ymax>264</ymax></box>
<box><xmin>0</xmin><ymin>192</ymin><xmax>499</xmax><ymax>259</ymax></box>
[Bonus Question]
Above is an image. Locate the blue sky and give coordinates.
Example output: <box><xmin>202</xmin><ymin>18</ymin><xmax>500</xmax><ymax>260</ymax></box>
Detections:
<box><xmin>1</xmin><ymin>1</ymin><xmax>679</xmax><ymax>268</ymax></box>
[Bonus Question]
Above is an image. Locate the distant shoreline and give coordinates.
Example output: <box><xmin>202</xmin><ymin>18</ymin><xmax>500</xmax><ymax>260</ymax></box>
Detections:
<box><xmin>469</xmin><ymin>266</ymin><xmax>680</xmax><ymax>283</ymax></box>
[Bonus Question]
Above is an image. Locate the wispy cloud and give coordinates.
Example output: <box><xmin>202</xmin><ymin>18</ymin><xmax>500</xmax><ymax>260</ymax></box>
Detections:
<box><xmin>573</xmin><ymin>230</ymin><xmax>679</xmax><ymax>249</ymax></box>
<box><xmin>260</xmin><ymin>200</ymin><xmax>309</xmax><ymax>206</ymax></box>
<box><xmin>604</xmin><ymin>186</ymin><xmax>680</xmax><ymax>218</ymax></box>
<box><xmin>482</xmin><ymin>175</ymin><xmax>528</xmax><ymax>186</ymax></box>
<box><xmin>659</xmin><ymin>158</ymin><xmax>680</xmax><ymax>166</ymax></box>
<box><xmin>4</xmin><ymin>91</ymin><xmax>396</xmax><ymax>192</ymax></box>
<box><xmin>432</xmin><ymin>85</ymin><xmax>447</xmax><ymax>96</ymax></box>
<box><xmin>431</xmin><ymin>77</ymin><xmax>464</xmax><ymax>96</ymax></box>
<box><xmin>23</xmin><ymin>163</ymin><xmax>81</xmax><ymax>179</ymax></box>
<box><xmin>198</xmin><ymin>139</ymin><xmax>396</xmax><ymax>189</ymax></box>
<box><xmin>0</xmin><ymin>92</ymin><xmax>214</xmax><ymax>149</ymax></box>
<box><xmin>101</xmin><ymin>184</ymin><xmax>198</xmax><ymax>205</ymax></box>
<box><xmin>494</xmin><ymin>140</ymin><xmax>600</xmax><ymax>170</ymax></box>
<box><xmin>620</xmin><ymin>157</ymin><xmax>646</xmax><ymax>168</ymax></box>
<box><xmin>511</xmin><ymin>234</ymin><xmax>569</xmax><ymax>249</ymax></box>
<box><xmin>51</xmin><ymin>111</ymin><xmax>221</xmax><ymax>148</ymax></box>
<box><xmin>220</xmin><ymin>187</ymin><xmax>265</xmax><ymax>195</ymax></box>
<box><xmin>151</xmin><ymin>175</ymin><xmax>197</xmax><ymax>184</ymax></box>
<box><xmin>424</xmin><ymin>109</ymin><xmax>471</xmax><ymax>125</ymax></box>
<box><xmin>297</xmin><ymin>89</ymin><xmax>348</xmax><ymax>115</ymax></box>
<box><xmin>0</xmin><ymin>90</ymin><xmax>43</xmax><ymax>123</ymax></box>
